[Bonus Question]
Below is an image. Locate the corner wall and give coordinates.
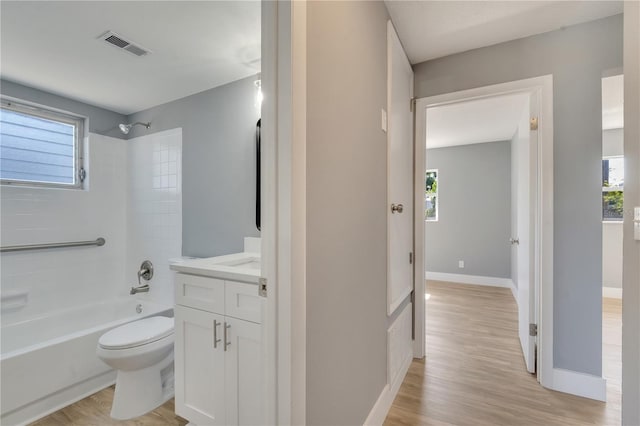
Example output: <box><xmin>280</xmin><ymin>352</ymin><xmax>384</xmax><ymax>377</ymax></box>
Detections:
<box><xmin>306</xmin><ymin>1</ymin><xmax>389</xmax><ymax>424</ymax></box>
<box><xmin>127</xmin><ymin>76</ymin><xmax>260</xmax><ymax>258</ymax></box>
<box><xmin>413</xmin><ymin>14</ymin><xmax>623</xmax><ymax>377</ymax></box>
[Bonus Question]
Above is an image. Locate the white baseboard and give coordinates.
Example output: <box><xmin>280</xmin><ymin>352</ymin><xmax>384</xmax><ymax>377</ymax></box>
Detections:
<box><xmin>363</xmin><ymin>353</ymin><xmax>411</xmax><ymax>426</ymax></box>
<box><xmin>426</xmin><ymin>271</ymin><xmax>514</xmax><ymax>290</ymax></box>
<box><xmin>603</xmin><ymin>286</ymin><xmax>622</xmax><ymax>299</ymax></box>
<box><xmin>550</xmin><ymin>368</ymin><xmax>606</xmax><ymax>402</ymax></box>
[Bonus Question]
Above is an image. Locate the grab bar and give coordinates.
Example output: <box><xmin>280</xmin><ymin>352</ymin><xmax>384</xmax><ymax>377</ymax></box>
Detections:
<box><xmin>0</xmin><ymin>237</ymin><xmax>106</xmax><ymax>253</ymax></box>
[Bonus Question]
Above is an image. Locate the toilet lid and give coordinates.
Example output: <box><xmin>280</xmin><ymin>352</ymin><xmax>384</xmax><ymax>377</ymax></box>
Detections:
<box><xmin>99</xmin><ymin>316</ymin><xmax>174</xmax><ymax>350</ymax></box>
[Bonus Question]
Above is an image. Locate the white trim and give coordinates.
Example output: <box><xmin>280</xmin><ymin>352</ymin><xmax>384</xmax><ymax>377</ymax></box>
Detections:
<box><xmin>551</xmin><ymin>368</ymin><xmax>606</xmax><ymax>402</ymax></box>
<box><xmin>363</xmin><ymin>355</ymin><xmax>411</xmax><ymax>426</ymax></box>
<box><xmin>260</xmin><ymin>1</ymin><xmax>278</xmax><ymax>424</ymax></box>
<box><xmin>426</xmin><ymin>271</ymin><xmax>514</xmax><ymax>289</ymax></box>
<box><xmin>261</xmin><ymin>1</ymin><xmax>307</xmax><ymax>424</ymax></box>
<box><xmin>603</xmin><ymin>287</ymin><xmax>623</xmax><ymax>299</ymax></box>
<box><xmin>414</xmin><ymin>74</ymin><xmax>554</xmax><ymax>391</ymax></box>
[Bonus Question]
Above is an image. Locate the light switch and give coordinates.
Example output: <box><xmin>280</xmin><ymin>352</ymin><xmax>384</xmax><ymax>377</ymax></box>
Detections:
<box><xmin>381</xmin><ymin>108</ymin><xmax>387</xmax><ymax>133</ymax></box>
<box><xmin>635</xmin><ymin>207</ymin><xmax>640</xmax><ymax>241</ymax></box>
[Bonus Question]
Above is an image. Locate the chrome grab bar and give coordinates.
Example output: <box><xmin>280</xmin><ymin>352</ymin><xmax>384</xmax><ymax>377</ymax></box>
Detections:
<box><xmin>0</xmin><ymin>237</ymin><xmax>106</xmax><ymax>253</ymax></box>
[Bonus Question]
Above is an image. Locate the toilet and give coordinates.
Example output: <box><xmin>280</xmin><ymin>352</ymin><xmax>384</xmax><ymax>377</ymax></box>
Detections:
<box><xmin>96</xmin><ymin>316</ymin><xmax>175</xmax><ymax>420</ymax></box>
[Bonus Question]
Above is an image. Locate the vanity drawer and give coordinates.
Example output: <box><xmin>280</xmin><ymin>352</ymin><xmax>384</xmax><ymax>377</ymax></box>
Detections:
<box><xmin>175</xmin><ymin>273</ymin><xmax>225</xmax><ymax>314</ymax></box>
<box><xmin>225</xmin><ymin>281</ymin><xmax>263</xmax><ymax>324</ymax></box>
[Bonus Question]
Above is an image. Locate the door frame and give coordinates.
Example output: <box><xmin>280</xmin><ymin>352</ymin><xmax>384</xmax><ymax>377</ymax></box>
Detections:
<box><xmin>413</xmin><ymin>75</ymin><xmax>554</xmax><ymax>389</ymax></box>
<box><xmin>261</xmin><ymin>1</ymin><xmax>307</xmax><ymax>424</ymax></box>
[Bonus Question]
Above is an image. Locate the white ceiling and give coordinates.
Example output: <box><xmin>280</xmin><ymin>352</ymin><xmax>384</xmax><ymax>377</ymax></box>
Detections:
<box><xmin>385</xmin><ymin>1</ymin><xmax>623</xmax><ymax>64</ymax></box>
<box><xmin>0</xmin><ymin>1</ymin><xmax>261</xmax><ymax>115</ymax></box>
<box><xmin>426</xmin><ymin>93</ymin><xmax>529</xmax><ymax>149</ymax></box>
<box><xmin>602</xmin><ymin>74</ymin><xmax>624</xmax><ymax>130</ymax></box>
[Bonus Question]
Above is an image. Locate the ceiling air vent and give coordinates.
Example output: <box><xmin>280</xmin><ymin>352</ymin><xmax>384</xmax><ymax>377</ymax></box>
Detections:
<box><xmin>98</xmin><ymin>31</ymin><xmax>151</xmax><ymax>57</ymax></box>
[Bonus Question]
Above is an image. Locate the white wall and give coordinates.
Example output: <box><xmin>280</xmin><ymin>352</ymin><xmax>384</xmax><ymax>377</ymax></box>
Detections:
<box><xmin>0</xmin><ymin>133</ymin><xmax>127</xmax><ymax>325</ymax></box>
<box><xmin>126</xmin><ymin>129</ymin><xmax>182</xmax><ymax>306</ymax></box>
<box><xmin>603</xmin><ymin>222</ymin><xmax>623</xmax><ymax>289</ymax></box>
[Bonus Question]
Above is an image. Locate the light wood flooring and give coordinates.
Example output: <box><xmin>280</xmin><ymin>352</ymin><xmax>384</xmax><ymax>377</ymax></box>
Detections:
<box><xmin>29</xmin><ymin>281</ymin><xmax>622</xmax><ymax>425</ymax></box>
<box><xmin>384</xmin><ymin>281</ymin><xmax>622</xmax><ymax>426</ymax></box>
<box><xmin>30</xmin><ymin>386</ymin><xmax>186</xmax><ymax>426</ymax></box>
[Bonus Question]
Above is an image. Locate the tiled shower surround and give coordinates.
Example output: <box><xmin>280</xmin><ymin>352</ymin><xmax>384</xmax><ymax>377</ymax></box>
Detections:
<box><xmin>0</xmin><ymin>128</ymin><xmax>182</xmax><ymax>325</ymax></box>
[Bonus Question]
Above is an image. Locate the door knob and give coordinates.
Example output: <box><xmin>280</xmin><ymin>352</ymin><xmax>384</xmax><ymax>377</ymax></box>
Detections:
<box><xmin>391</xmin><ymin>203</ymin><xmax>404</xmax><ymax>214</ymax></box>
<box><xmin>510</xmin><ymin>238</ymin><xmax>520</xmax><ymax>245</ymax></box>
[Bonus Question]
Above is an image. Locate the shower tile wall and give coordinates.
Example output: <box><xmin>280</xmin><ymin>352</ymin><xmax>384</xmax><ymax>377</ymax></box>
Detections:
<box><xmin>0</xmin><ymin>134</ymin><xmax>127</xmax><ymax>325</ymax></box>
<box><xmin>126</xmin><ymin>128</ymin><xmax>182</xmax><ymax>306</ymax></box>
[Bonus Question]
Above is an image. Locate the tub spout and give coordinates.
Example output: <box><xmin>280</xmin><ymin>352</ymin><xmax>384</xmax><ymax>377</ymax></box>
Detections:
<box><xmin>130</xmin><ymin>284</ymin><xmax>149</xmax><ymax>295</ymax></box>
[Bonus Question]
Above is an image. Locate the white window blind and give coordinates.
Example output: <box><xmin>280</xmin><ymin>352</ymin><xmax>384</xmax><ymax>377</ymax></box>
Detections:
<box><xmin>0</xmin><ymin>99</ymin><xmax>85</xmax><ymax>188</ymax></box>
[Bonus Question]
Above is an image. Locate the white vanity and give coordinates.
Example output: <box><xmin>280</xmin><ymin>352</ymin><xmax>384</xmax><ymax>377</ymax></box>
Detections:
<box><xmin>170</xmin><ymin>238</ymin><xmax>263</xmax><ymax>426</ymax></box>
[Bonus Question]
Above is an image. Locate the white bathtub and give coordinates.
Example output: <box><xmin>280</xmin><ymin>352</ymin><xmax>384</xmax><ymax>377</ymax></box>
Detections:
<box><xmin>1</xmin><ymin>298</ymin><xmax>173</xmax><ymax>426</ymax></box>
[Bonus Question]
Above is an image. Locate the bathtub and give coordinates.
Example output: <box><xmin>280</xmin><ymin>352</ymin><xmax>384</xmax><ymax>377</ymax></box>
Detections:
<box><xmin>1</xmin><ymin>298</ymin><xmax>173</xmax><ymax>426</ymax></box>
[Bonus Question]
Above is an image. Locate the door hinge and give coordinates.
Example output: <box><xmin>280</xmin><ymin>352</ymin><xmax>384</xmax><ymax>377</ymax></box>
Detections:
<box><xmin>530</xmin><ymin>117</ymin><xmax>538</xmax><ymax>131</ymax></box>
<box><xmin>410</xmin><ymin>97</ymin><xmax>416</xmax><ymax>113</ymax></box>
<box><xmin>78</xmin><ymin>167</ymin><xmax>86</xmax><ymax>183</ymax></box>
<box><xmin>259</xmin><ymin>277</ymin><xmax>267</xmax><ymax>297</ymax></box>
<box><xmin>529</xmin><ymin>323</ymin><xmax>538</xmax><ymax>337</ymax></box>
<box><xmin>409</xmin><ymin>252</ymin><xmax>413</xmax><ymax>264</ymax></box>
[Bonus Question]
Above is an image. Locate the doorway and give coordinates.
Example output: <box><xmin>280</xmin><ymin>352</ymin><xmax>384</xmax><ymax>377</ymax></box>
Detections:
<box><xmin>413</xmin><ymin>76</ymin><xmax>554</xmax><ymax>388</ymax></box>
<box><xmin>601</xmin><ymin>73</ymin><xmax>623</xmax><ymax>421</ymax></box>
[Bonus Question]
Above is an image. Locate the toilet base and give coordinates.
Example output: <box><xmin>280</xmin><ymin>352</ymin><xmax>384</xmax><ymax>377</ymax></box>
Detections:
<box><xmin>110</xmin><ymin>350</ymin><xmax>174</xmax><ymax>420</ymax></box>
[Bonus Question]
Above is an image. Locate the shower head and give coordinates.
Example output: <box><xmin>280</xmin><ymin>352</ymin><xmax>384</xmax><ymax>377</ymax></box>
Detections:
<box><xmin>118</xmin><ymin>122</ymin><xmax>151</xmax><ymax>135</ymax></box>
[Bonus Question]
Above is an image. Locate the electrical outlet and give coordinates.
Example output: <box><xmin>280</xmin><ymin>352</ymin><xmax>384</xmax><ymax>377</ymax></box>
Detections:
<box><xmin>458</xmin><ymin>260</ymin><xmax>464</xmax><ymax>268</ymax></box>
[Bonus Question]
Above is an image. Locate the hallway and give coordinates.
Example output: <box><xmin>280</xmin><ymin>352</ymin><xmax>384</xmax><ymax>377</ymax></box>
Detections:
<box><xmin>384</xmin><ymin>281</ymin><xmax>619</xmax><ymax>426</ymax></box>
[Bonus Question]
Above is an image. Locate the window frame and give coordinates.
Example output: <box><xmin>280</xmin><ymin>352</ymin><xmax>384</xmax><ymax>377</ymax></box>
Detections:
<box><xmin>1</xmin><ymin>97</ymin><xmax>87</xmax><ymax>190</ymax></box>
<box><xmin>425</xmin><ymin>168</ymin><xmax>438</xmax><ymax>222</ymax></box>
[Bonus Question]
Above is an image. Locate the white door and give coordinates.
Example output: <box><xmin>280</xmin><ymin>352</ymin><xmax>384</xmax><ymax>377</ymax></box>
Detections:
<box><xmin>516</xmin><ymin>93</ymin><xmax>538</xmax><ymax>373</ymax></box>
<box><xmin>175</xmin><ymin>306</ymin><xmax>227</xmax><ymax>425</ymax></box>
<box><xmin>387</xmin><ymin>21</ymin><xmax>415</xmax><ymax>315</ymax></box>
<box><xmin>224</xmin><ymin>316</ymin><xmax>263</xmax><ymax>426</ymax></box>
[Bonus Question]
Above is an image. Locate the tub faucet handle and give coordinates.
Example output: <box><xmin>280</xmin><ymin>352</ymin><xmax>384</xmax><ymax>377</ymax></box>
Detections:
<box><xmin>137</xmin><ymin>260</ymin><xmax>154</xmax><ymax>285</ymax></box>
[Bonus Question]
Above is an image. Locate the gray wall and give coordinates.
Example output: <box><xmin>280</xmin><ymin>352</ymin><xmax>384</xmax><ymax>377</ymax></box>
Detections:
<box><xmin>425</xmin><ymin>141</ymin><xmax>511</xmax><ymax>278</ymax></box>
<box><xmin>414</xmin><ymin>15</ymin><xmax>623</xmax><ymax>376</ymax></box>
<box><xmin>306</xmin><ymin>1</ymin><xmax>389</xmax><ymax>424</ymax></box>
<box><xmin>0</xmin><ymin>79</ymin><xmax>126</xmax><ymax>139</ymax></box>
<box><xmin>128</xmin><ymin>76</ymin><xmax>261</xmax><ymax>257</ymax></box>
<box><xmin>622</xmin><ymin>2</ymin><xmax>640</xmax><ymax>424</ymax></box>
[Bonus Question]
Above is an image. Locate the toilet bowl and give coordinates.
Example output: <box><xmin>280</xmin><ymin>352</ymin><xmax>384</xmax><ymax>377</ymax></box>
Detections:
<box><xmin>96</xmin><ymin>316</ymin><xmax>175</xmax><ymax>420</ymax></box>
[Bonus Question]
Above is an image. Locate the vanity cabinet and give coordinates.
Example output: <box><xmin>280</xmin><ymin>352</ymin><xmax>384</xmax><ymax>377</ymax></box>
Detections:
<box><xmin>174</xmin><ymin>273</ymin><xmax>263</xmax><ymax>426</ymax></box>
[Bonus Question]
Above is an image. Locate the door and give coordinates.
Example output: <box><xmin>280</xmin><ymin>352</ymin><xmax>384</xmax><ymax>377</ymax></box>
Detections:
<box><xmin>387</xmin><ymin>20</ymin><xmax>415</xmax><ymax>315</ymax></box>
<box><xmin>175</xmin><ymin>306</ymin><xmax>227</xmax><ymax>425</ymax></box>
<box><xmin>224</xmin><ymin>316</ymin><xmax>263</xmax><ymax>426</ymax></box>
<box><xmin>515</xmin><ymin>93</ymin><xmax>538</xmax><ymax>373</ymax></box>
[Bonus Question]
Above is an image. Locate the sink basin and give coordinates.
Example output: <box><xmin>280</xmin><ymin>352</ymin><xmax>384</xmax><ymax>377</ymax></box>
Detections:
<box><xmin>215</xmin><ymin>257</ymin><xmax>261</xmax><ymax>270</ymax></box>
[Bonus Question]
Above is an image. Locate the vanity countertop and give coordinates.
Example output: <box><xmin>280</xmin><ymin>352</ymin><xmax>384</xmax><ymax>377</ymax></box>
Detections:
<box><xmin>170</xmin><ymin>252</ymin><xmax>261</xmax><ymax>284</ymax></box>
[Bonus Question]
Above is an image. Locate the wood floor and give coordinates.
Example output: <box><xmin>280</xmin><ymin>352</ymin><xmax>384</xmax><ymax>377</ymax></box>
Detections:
<box><xmin>384</xmin><ymin>281</ymin><xmax>622</xmax><ymax>426</ymax></box>
<box><xmin>30</xmin><ymin>386</ymin><xmax>187</xmax><ymax>426</ymax></box>
<box><xmin>29</xmin><ymin>281</ymin><xmax>622</xmax><ymax>426</ymax></box>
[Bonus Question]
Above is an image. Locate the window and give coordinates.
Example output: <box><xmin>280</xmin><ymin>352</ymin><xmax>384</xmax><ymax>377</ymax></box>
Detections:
<box><xmin>425</xmin><ymin>169</ymin><xmax>438</xmax><ymax>221</ymax></box>
<box><xmin>602</xmin><ymin>157</ymin><xmax>623</xmax><ymax>221</ymax></box>
<box><xmin>0</xmin><ymin>98</ymin><xmax>85</xmax><ymax>188</ymax></box>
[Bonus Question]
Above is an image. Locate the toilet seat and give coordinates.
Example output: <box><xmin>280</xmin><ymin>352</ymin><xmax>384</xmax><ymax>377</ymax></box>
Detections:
<box><xmin>99</xmin><ymin>316</ymin><xmax>174</xmax><ymax>350</ymax></box>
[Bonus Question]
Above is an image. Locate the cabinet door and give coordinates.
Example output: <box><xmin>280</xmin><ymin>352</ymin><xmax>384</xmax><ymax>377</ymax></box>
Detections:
<box><xmin>175</xmin><ymin>306</ymin><xmax>226</xmax><ymax>426</ymax></box>
<box><xmin>175</xmin><ymin>273</ymin><xmax>225</xmax><ymax>314</ymax></box>
<box><xmin>224</xmin><ymin>316</ymin><xmax>263</xmax><ymax>426</ymax></box>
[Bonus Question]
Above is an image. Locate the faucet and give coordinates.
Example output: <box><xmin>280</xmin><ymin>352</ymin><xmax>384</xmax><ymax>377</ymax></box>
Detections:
<box><xmin>130</xmin><ymin>260</ymin><xmax>153</xmax><ymax>295</ymax></box>
<box><xmin>130</xmin><ymin>283</ymin><xmax>149</xmax><ymax>295</ymax></box>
